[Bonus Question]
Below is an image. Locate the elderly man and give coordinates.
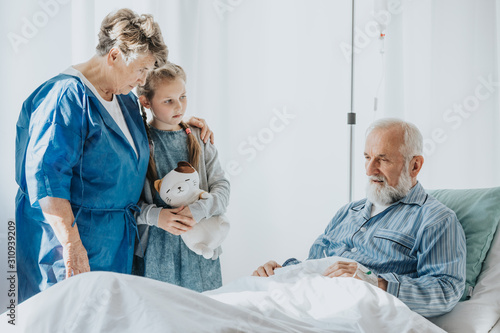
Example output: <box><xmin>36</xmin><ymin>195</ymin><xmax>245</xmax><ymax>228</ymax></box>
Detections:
<box><xmin>253</xmin><ymin>118</ymin><xmax>466</xmax><ymax>318</ymax></box>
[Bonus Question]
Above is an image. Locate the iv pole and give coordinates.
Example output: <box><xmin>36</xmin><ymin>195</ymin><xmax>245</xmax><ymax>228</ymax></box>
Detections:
<box><xmin>348</xmin><ymin>0</ymin><xmax>386</xmax><ymax>202</ymax></box>
<box><xmin>347</xmin><ymin>0</ymin><xmax>356</xmax><ymax>202</ymax></box>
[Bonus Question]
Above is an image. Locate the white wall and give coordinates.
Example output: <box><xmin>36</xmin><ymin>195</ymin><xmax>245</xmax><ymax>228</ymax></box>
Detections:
<box><xmin>383</xmin><ymin>0</ymin><xmax>500</xmax><ymax>190</ymax></box>
<box><xmin>151</xmin><ymin>0</ymin><xmax>389</xmax><ymax>282</ymax></box>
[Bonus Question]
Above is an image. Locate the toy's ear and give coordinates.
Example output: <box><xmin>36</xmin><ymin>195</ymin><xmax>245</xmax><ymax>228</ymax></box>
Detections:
<box><xmin>175</xmin><ymin>161</ymin><xmax>196</xmax><ymax>174</ymax></box>
<box><xmin>154</xmin><ymin>179</ymin><xmax>163</xmax><ymax>192</ymax></box>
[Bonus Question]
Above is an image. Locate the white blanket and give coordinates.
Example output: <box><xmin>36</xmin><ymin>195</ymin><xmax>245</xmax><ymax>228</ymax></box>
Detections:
<box><xmin>1</xmin><ymin>257</ymin><xmax>444</xmax><ymax>333</ymax></box>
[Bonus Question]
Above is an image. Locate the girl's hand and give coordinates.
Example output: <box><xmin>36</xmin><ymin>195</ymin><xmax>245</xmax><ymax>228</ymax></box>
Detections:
<box><xmin>158</xmin><ymin>206</ymin><xmax>195</xmax><ymax>235</ymax></box>
<box><xmin>177</xmin><ymin>205</ymin><xmax>193</xmax><ymax>219</ymax></box>
<box><xmin>186</xmin><ymin>116</ymin><xmax>214</xmax><ymax>144</ymax></box>
<box><xmin>62</xmin><ymin>239</ymin><xmax>90</xmax><ymax>278</ymax></box>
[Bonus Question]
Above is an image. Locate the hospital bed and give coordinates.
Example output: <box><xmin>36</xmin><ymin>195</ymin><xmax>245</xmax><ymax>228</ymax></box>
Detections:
<box><xmin>427</xmin><ymin>187</ymin><xmax>500</xmax><ymax>333</ymax></box>
<box><xmin>2</xmin><ymin>186</ymin><xmax>499</xmax><ymax>332</ymax></box>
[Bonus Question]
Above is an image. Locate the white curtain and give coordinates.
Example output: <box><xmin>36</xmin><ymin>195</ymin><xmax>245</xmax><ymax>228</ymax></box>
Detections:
<box><xmin>0</xmin><ymin>0</ymin><xmax>499</xmax><ymax>290</ymax></box>
<box><xmin>382</xmin><ymin>0</ymin><xmax>500</xmax><ymax>190</ymax></box>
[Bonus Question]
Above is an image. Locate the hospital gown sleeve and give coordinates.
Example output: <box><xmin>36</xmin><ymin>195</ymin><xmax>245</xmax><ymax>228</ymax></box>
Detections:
<box><xmin>378</xmin><ymin>215</ymin><xmax>466</xmax><ymax>317</ymax></box>
<box><xmin>25</xmin><ymin>82</ymin><xmax>87</xmax><ymax>207</ymax></box>
<box><xmin>189</xmin><ymin>140</ymin><xmax>230</xmax><ymax>223</ymax></box>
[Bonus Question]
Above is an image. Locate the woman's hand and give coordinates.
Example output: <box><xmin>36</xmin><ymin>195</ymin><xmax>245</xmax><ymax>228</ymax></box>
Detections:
<box><xmin>158</xmin><ymin>206</ymin><xmax>196</xmax><ymax>235</ymax></box>
<box><xmin>38</xmin><ymin>196</ymin><xmax>90</xmax><ymax>279</ymax></box>
<box><xmin>186</xmin><ymin>116</ymin><xmax>214</xmax><ymax>144</ymax></box>
<box><xmin>63</xmin><ymin>239</ymin><xmax>91</xmax><ymax>278</ymax></box>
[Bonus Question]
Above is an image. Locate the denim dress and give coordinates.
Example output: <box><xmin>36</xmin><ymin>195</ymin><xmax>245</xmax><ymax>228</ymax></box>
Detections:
<box><xmin>134</xmin><ymin>127</ymin><xmax>222</xmax><ymax>292</ymax></box>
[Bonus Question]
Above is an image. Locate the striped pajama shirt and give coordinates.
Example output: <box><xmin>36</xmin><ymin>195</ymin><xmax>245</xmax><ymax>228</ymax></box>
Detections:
<box><xmin>283</xmin><ymin>182</ymin><xmax>466</xmax><ymax>317</ymax></box>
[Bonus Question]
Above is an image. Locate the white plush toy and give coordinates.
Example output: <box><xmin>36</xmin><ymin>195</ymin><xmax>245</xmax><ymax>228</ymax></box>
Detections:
<box><xmin>154</xmin><ymin>161</ymin><xmax>229</xmax><ymax>260</ymax></box>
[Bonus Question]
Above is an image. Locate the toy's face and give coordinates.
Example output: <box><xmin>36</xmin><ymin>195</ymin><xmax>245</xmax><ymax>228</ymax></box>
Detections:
<box><xmin>158</xmin><ymin>170</ymin><xmax>200</xmax><ymax>207</ymax></box>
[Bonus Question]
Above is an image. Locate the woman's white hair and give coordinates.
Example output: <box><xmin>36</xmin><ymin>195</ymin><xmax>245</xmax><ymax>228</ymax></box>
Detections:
<box><xmin>366</xmin><ymin>118</ymin><xmax>423</xmax><ymax>161</ymax></box>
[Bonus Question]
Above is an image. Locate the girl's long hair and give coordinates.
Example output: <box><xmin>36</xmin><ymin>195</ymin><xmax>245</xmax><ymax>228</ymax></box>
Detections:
<box><xmin>137</xmin><ymin>62</ymin><xmax>201</xmax><ymax>182</ymax></box>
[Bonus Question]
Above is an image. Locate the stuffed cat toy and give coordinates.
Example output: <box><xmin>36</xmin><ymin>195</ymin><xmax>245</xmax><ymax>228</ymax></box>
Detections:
<box><xmin>154</xmin><ymin>161</ymin><xmax>229</xmax><ymax>260</ymax></box>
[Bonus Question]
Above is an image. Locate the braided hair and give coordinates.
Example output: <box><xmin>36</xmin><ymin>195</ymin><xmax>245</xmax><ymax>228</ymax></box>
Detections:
<box><xmin>137</xmin><ymin>62</ymin><xmax>201</xmax><ymax>182</ymax></box>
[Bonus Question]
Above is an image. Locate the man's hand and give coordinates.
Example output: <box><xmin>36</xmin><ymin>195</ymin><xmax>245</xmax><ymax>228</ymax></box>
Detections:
<box><xmin>158</xmin><ymin>206</ymin><xmax>196</xmax><ymax>235</ymax></box>
<box><xmin>323</xmin><ymin>261</ymin><xmax>359</xmax><ymax>278</ymax></box>
<box><xmin>323</xmin><ymin>261</ymin><xmax>388</xmax><ymax>290</ymax></box>
<box><xmin>63</xmin><ymin>239</ymin><xmax>90</xmax><ymax>278</ymax></box>
<box><xmin>186</xmin><ymin>116</ymin><xmax>214</xmax><ymax>144</ymax></box>
<box><xmin>252</xmin><ymin>260</ymin><xmax>282</xmax><ymax>277</ymax></box>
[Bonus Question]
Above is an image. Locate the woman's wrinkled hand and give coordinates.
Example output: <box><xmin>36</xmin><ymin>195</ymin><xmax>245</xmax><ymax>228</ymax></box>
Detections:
<box><xmin>62</xmin><ymin>239</ymin><xmax>90</xmax><ymax>279</ymax></box>
<box><xmin>186</xmin><ymin>116</ymin><xmax>214</xmax><ymax>144</ymax></box>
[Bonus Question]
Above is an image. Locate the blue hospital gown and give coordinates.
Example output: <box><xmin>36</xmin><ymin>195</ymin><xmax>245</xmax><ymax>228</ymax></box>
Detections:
<box><xmin>133</xmin><ymin>127</ymin><xmax>223</xmax><ymax>292</ymax></box>
<box><xmin>15</xmin><ymin>74</ymin><xmax>149</xmax><ymax>302</ymax></box>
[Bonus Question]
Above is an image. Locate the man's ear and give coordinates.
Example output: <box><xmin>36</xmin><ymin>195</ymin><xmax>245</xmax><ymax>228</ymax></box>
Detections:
<box><xmin>139</xmin><ymin>95</ymin><xmax>151</xmax><ymax>109</ymax></box>
<box><xmin>410</xmin><ymin>155</ymin><xmax>424</xmax><ymax>178</ymax></box>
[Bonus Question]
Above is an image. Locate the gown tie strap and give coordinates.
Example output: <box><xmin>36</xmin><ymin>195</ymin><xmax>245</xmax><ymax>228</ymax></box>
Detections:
<box><xmin>72</xmin><ymin>204</ymin><xmax>141</xmax><ymax>245</ymax></box>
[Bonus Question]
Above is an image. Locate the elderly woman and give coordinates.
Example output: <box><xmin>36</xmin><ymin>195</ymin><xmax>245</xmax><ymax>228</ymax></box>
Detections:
<box><xmin>15</xmin><ymin>8</ymin><xmax>211</xmax><ymax>303</ymax></box>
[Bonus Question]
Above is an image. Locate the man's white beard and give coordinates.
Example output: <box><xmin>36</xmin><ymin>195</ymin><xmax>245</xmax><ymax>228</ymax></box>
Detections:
<box><xmin>366</xmin><ymin>166</ymin><xmax>413</xmax><ymax>206</ymax></box>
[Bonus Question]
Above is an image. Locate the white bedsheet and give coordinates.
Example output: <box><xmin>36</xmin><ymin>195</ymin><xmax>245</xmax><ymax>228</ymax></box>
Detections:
<box><xmin>207</xmin><ymin>257</ymin><xmax>444</xmax><ymax>333</ymax></box>
<box><xmin>1</xmin><ymin>257</ymin><xmax>444</xmax><ymax>333</ymax></box>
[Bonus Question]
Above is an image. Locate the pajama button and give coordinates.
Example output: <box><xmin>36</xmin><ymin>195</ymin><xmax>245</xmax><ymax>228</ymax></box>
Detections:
<box><xmin>360</xmin><ymin>227</ymin><xmax>367</xmax><ymax>232</ymax></box>
<box><xmin>351</xmin><ymin>247</ymin><xmax>358</xmax><ymax>253</ymax></box>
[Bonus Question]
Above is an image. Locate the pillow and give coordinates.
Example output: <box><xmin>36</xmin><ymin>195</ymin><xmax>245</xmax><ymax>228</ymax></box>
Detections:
<box><xmin>427</xmin><ymin>187</ymin><xmax>500</xmax><ymax>301</ymax></box>
<box><xmin>429</xmin><ymin>220</ymin><xmax>500</xmax><ymax>332</ymax></box>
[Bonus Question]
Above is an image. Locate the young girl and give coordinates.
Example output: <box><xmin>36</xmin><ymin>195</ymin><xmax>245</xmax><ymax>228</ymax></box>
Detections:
<box><xmin>133</xmin><ymin>62</ymin><xmax>230</xmax><ymax>292</ymax></box>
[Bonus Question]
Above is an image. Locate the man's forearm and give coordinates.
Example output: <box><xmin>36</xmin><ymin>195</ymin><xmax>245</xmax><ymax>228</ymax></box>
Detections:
<box><xmin>379</xmin><ymin>272</ymin><xmax>463</xmax><ymax>317</ymax></box>
<box><xmin>378</xmin><ymin>278</ymin><xmax>388</xmax><ymax>291</ymax></box>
